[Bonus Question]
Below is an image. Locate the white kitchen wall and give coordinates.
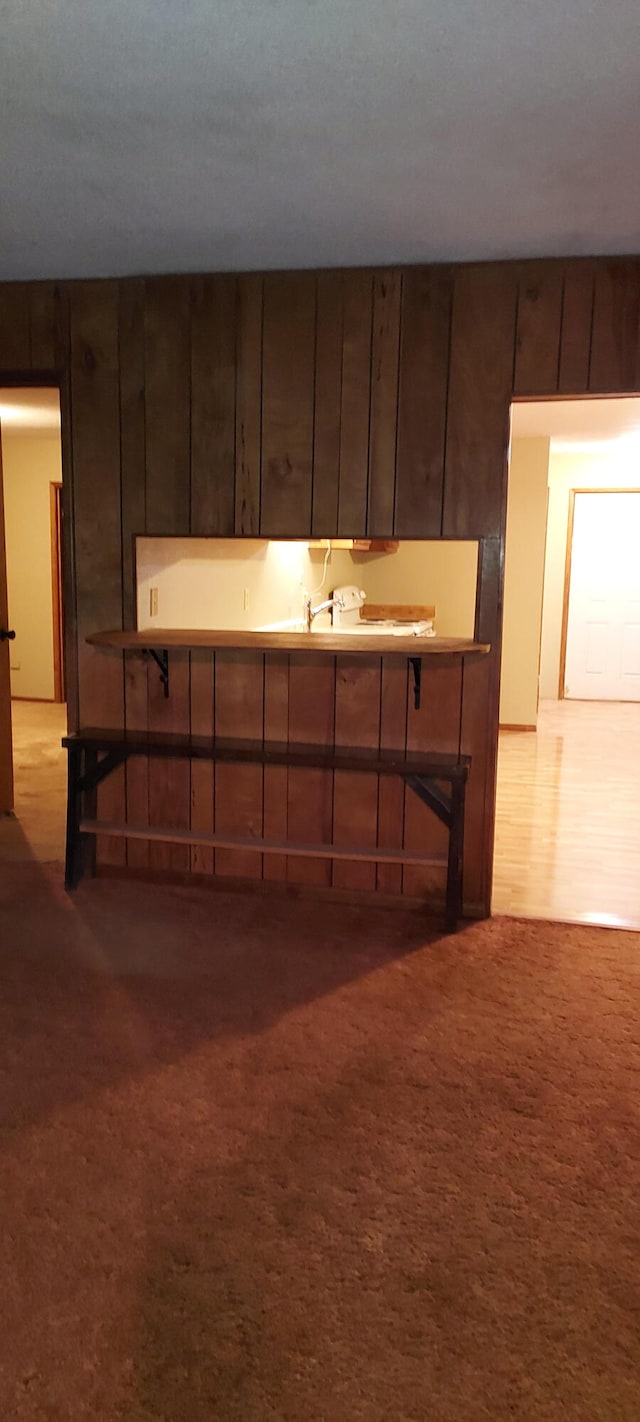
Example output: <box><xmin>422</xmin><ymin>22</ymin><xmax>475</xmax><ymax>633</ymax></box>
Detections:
<box><xmin>135</xmin><ymin>537</ymin><xmax>478</xmax><ymax>635</ymax></box>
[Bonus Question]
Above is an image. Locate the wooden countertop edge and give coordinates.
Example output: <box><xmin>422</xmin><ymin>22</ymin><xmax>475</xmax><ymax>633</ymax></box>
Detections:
<box><xmin>87</xmin><ymin>628</ymin><xmax>491</xmax><ymax>657</ymax></box>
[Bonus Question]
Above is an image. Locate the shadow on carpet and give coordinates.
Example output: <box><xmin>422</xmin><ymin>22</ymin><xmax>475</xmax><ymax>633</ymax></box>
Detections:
<box><xmin>0</xmin><ymin>862</ymin><xmax>638</xmax><ymax>1420</ymax></box>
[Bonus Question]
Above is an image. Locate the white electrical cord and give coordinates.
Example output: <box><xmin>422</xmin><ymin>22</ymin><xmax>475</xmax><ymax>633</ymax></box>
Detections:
<box><xmin>305</xmin><ymin>540</ymin><xmax>332</xmax><ymax>600</ymax></box>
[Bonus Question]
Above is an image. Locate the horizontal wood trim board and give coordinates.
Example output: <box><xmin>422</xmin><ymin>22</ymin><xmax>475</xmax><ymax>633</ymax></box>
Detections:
<box><xmin>79</xmin><ymin>819</ymin><xmax>448</xmax><ymax>867</ymax></box>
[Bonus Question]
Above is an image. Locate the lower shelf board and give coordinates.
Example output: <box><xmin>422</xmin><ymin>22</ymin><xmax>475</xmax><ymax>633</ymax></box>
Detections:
<box><xmin>79</xmin><ymin>820</ymin><xmax>447</xmax><ymax>868</ymax></box>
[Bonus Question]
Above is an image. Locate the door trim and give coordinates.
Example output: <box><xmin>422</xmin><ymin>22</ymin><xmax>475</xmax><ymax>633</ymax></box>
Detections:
<box><xmin>50</xmin><ymin>481</ymin><xmax>64</xmax><ymax>703</ymax></box>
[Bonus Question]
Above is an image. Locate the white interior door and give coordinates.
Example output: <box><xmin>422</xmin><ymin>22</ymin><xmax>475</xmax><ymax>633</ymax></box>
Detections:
<box><xmin>564</xmin><ymin>491</ymin><xmax>640</xmax><ymax>701</ymax></box>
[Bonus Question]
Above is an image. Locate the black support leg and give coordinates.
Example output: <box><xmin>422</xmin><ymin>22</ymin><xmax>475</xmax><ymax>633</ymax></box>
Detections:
<box><xmin>64</xmin><ymin>744</ymin><xmax>83</xmax><ymax>889</ymax></box>
<box><xmin>445</xmin><ymin>776</ymin><xmax>466</xmax><ymax>932</ymax></box>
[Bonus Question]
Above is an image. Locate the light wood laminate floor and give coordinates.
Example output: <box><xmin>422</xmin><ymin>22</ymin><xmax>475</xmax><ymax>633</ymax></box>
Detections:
<box><xmin>493</xmin><ymin>699</ymin><xmax>640</xmax><ymax>928</ymax></box>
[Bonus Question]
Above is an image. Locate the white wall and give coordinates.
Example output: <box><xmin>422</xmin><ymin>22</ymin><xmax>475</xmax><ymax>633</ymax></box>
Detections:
<box><xmin>349</xmin><ymin>541</ymin><xmax>478</xmax><ymax>636</ymax></box>
<box><xmin>2</xmin><ymin>428</ymin><xmax>61</xmax><ymax>700</ymax></box>
<box><xmin>539</xmin><ymin>442</ymin><xmax>640</xmax><ymax>698</ymax></box>
<box><xmin>500</xmin><ymin>437</ymin><xmax>550</xmax><ymax>727</ymax></box>
<box><xmin>136</xmin><ymin>537</ymin><xmax>479</xmax><ymax>636</ymax></box>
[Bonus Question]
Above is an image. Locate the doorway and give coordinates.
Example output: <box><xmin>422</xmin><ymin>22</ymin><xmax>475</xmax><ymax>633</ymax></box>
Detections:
<box><xmin>493</xmin><ymin>396</ymin><xmax>640</xmax><ymax>929</ymax></box>
<box><xmin>561</xmin><ymin>489</ymin><xmax>640</xmax><ymax>702</ymax></box>
<box><xmin>0</xmin><ymin>387</ymin><xmax>67</xmax><ymax>862</ymax></box>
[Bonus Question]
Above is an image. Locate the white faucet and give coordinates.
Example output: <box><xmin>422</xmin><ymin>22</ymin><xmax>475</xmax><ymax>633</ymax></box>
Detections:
<box><xmin>305</xmin><ymin>593</ymin><xmax>345</xmax><ymax>632</ymax></box>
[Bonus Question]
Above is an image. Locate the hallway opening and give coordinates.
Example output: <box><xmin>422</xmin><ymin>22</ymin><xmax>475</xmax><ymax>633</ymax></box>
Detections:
<box><xmin>0</xmin><ymin>387</ymin><xmax>66</xmax><ymax>862</ymax></box>
<box><xmin>494</xmin><ymin>396</ymin><xmax>640</xmax><ymax>929</ymax></box>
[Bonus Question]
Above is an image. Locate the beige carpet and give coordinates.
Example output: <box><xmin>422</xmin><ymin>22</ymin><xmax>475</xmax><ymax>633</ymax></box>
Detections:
<box><xmin>0</xmin><ymin>860</ymin><xmax>638</xmax><ymax>1421</ymax></box>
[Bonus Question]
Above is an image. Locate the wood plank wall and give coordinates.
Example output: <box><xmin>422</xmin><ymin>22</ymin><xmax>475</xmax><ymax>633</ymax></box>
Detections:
<box><xmin>1</xmin><ymin>256</ymin><xmax>639</xmax><ymax>914</ymax></box>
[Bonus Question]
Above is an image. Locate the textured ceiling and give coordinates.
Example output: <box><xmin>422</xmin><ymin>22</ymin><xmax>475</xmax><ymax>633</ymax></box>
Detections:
<box><xmin>2</xmin><ymin>0</ymin><xmax>640</xmax><ymax>281</ymax></box>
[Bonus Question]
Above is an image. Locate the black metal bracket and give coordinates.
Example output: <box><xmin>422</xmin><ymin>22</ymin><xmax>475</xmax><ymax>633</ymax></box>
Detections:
<box><xmin>409</xmin><ymin>656</ymin><xmax>422</xmax><ymax>710</ymax></box>
<box><xmin>144</xmin><ymin>648</ymin><xmax>169</xmax><ymax>697</ymax></box>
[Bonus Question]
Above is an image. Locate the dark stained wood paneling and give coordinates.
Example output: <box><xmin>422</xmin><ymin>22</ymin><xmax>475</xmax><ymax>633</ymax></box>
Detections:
<box><xmin>0</xmin><ymin>284</ymin><xmax>31</xmax><ymax>368</ymax></box>
<box><xmin>332</xmin><ymin>656</ymin><xmax>381</xmax><ymax>890</ymax></box>
<box><xmin>367</xmin><ymin>271</ymin><xmax>402</xmax><ymax>537</ymax></box>
<box><xmin>312</xmin><ymin>271</ymin><xmax>343</xmax><ymax>535</ymax></box>
<box><xmin>557</xmin><ymin>261</ymin><xmax>595</xmax><ymax>394</ymax></box>
<box><xmin>119</xmin><ymin>279</ymin><xmax>149</xmax><ymax>869</ymax></box>
<box><xmin>287</xmin><ymin>653</ymin><xmax>335</xmax><ymax>884</ymax></box>
<box><xmin>337</xmin><ymin>271</ymin><xmax>373</xmax><ymax>535</ymax></box>
<box><xmin>191</xmin><ymin>275</ymin><xmax>237</xmax><ymax>536</ymax></box>
<box><xmin>463</xmin><ymin>535</ymin><xmax>503</xmax><ymax>911</ymax></box>
<box><xmin>376</xmin><ymin>658</ymin><xmax>408</xmax><ymax>894</ymax></box>
<box><xmin>4</xmin><ymin>254</ymin><xmax>638</xmax><ymax>919</ymax></box>
<box><xmin>53</xmin><ymin>283</ymin><xmax>79</xmax><ymax>733</ymax></box>
<box><xmin>394</xmin><ymin>266</ymin><xmax>453</xmax><ymax>537</ymax></box>
<box><xmin>189</xmin><ymin>276</ymin><xmax>237</xmax><ymax>873</ymax></box>
<box><xmin>29</xmin><ymin>283</ymin><xmax>57</xmax><ymax>369</ymax></box>
<box><xmin>214</xmin><ymin>651</ymin><xmax>264</xmax><ymax>878</ymax></box>
<box><xmin>235</xmin><ymin>274</ymin><xmax>263</xmax><ymax>535</ymax></box>
<box><xmin>69</xmin><ymin>281</ymin><xmax>125</xmax><ymax>863</ymax></box>
<box><xmin>443</xmin><ymin>264</ymin><xmax>518</xmax><ymax>538</ymax></box>
<box><xmin>589</xmin><ymin>259</ymin><xmax>640</xmax><ymax>393</ymax></box>
<box><xmin>144</xmin><ymin>277</ymin><xmax>191</xmax><ymax>534</ymax></box>
<box><xmin>402</xmin><ymin>661</ymin><xmax>463</xmax><ymax>897</ymax></box>
<box><xmin>189</xmin><ymin>652</ymin><xmax>215</xmax><ymax>875</ymax></box>
<box><xmin>144</xmin><ymin>277</ymin><xmax>191</xmax><ymax>866</ymax></box>
<box><xmin>119</xmin><ymin>280</ymin><xmax>146</xmax><ymax>630</ymax></box>
<box><xmin>263</xmin><ymin>650</ymin><xmax>290</xmax><ymax>880</ymax></box>
<box><xmin>148</xmin><ymin>653</ymin><xmax>191</xmax><ymax>872</ymax></box>
<box><xmin>513</xmin><ymin>262</ymin><xmax>563</xmax><ymax>396</ymax></box>
<box><xmin>261</xmin><ymin>272</ymin><xmax>316</xmax><ymax>536</ymax></box>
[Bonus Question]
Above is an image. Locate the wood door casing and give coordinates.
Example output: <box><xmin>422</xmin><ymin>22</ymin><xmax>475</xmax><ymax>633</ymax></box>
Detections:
<box><xmin>0</xmin><ymin>419</ymin><xmax>13</xmax><ymax>813</ymax></box>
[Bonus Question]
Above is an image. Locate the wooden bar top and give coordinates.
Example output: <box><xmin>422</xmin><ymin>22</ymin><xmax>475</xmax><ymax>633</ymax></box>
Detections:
<box><xmin>87</xmin><ymin>627</ymin><xmax>490</xmax><ymax>658</ymax></box>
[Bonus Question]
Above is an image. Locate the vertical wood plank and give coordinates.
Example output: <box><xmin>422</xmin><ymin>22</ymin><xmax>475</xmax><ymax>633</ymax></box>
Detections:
<box><xmin>119</xmin><ymin>279</ymin><xmax>149</xmax><ymax>868</ymax></box>
<box><xmin>147</xmin><ymin>653</ymin><xmax>191</xmax><ymax>872</ymax></box>
<box><xmin>312</xmin><ymin>271</ymin><xmax>343</xmax><ymax>536</ymax></box>
<box><xmin>55</xmin><ymin>284</ymin><xmax>79</xmax><ymax>732</ymax></box>
<box><xmin>443</xmin><ymin>264</ymin><xmax>518</xmax><ymax>539</ymax></box>
<box><xmin>367</xmin><ymin>270</ymin><xmax>402</xmax><ymax>536</ymax></box>
<box><xmin>144</xmin><ymin>276</ymin><xmax>191</xmax><ymax>868</ymax></box>
<box><xmin>287</xmin><ymin>653</ymin><xmax>335</xmax><ymax>884</ymax></box>
<box><xmin>190</xmin><ymin>652</ymin><xmax>215</xmax><ymax>875</ymax></box>
<box><xmin>463</xmin><ymin>535</ymin><xmax>503</xmax><ymax>914</ymax></box>
<box><xmin>394</xmin><ymin>266</ymin><xmax>453</xmax><ymax>537</ymax></box>
<box><xmin>332</xmin><ymin>655</ymin><xmax>381</xmax><ymax>890</ymax></box>
<box><xmin>557</xmin><ymin>261</ymin><xmax>595</xmax><ymax>395</ymax></box>
<box><xmin>337</xmin><ymin>270</ymin><xmax>374</xmax><ymax>535</ymax></box>
<box><xmin>0</xmin><ymin>284</ymin><xmax>31</xmax><ymax>369</ymax></box>
<box><xmin>376</xmin><ymin>658</ymin><xmax>409</xmax><ymax>894</ymax></box>
<box><xmin>263</xmin><ymin>650</ymin><xmax>290</xmax><ymax>880</ymax></box>
<box><xmin>29</xmin><ymin>283</ymin><xmax>57</xmax><ymax>369</ymax></box>
<box><xmin>0</xmin><ymin>435</ymin><xmax>14</xmax><ymax>812</ymax></box>
<box><xmin>69</xmin><ymin>280</ymin><xmax>125</xmax><ymax>863</ymax></box>
<box><xmin>144</xmin><ymin>277</ymin><xmax>191</xmax><ymax>535</ymax></box>
<box><xmin>589</xmin><ymin>259</ymin><xmax>640</xmax><ymax>394</ymax></box>
<box><xmin>190</xmin><ymin>276</ymin><xmax>236</xmax><ymax>874</ymax></box>
<box><xmin>403</xmin><ymin>660</ymin><xmax>463</xmax><ymax>898</ymax></box>
<box><xmin>214</xmin><ymin>651</ymin><xmax>264</xmax><ymax>879</ymax></box>
<box><xmin>260</xmin><ymin>272</ymin><xmax>316</xmax><ymax>536</ymax></box>
<box><xmin>235</xmin><ymin>274</ymin><xmax>263</xmax><ymax>534</ymax></box>
<box><xmin>191</xmin><ymin>275</ymin><xmax>237</xmax><ymax>536</ymax></box>
<box><xmin>513</xmin><ymin>262</ymin><xmax>564</xmax><ymax>395</ymax></box>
